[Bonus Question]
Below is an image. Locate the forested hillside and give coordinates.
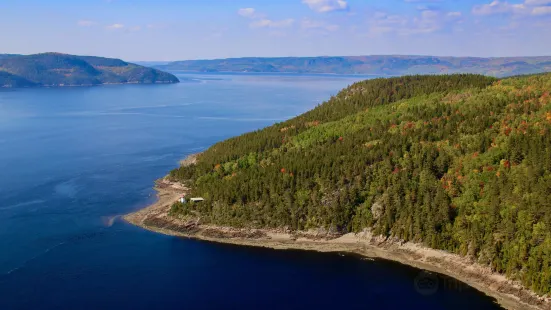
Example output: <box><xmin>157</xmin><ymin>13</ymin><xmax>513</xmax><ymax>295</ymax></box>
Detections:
<box><xmin>170</xmin><ymin>73</ymin><xmax>551</xmax><ymax>294</ymax></box>
<box><xmin>0</xmin><ymin>53</ymin><xmax>179</xmax><ymax>87</ymax></box>
<box><xmin>0</xmin><ymin>71</ymin><xmax>36</xmax><ymax>88</ymax></box>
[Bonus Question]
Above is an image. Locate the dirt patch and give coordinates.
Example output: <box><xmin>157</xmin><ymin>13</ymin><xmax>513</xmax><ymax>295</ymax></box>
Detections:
<box><xmin>201</xmin><ymin>228</ymin><xmax>267</xmax><ymax>239</ymax></box>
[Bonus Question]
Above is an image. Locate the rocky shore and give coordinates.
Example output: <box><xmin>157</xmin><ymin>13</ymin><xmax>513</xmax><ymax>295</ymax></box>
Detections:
<box><xmin>124</xmin><ymin>178</ymin><xmax>550</xmax><ymax>310</ymax></box>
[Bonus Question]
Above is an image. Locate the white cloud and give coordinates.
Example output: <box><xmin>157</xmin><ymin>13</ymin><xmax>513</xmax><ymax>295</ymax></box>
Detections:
<box><xmin>402</xmin><ymin>11</ymin><xmax>441</xmax><ymax>35</ymax></box>
<box><xmin>421</xmin><ymin>10</ymin><xmax>439</xmax><ymax>18</ymax></box>
<box><xmin>532</xmin><ymin>5</ymin><xmax>551</xmax><ymax>14</ymax></box>
<box><xmin>302</xmin><ymin>0</ymin><xmax>348</xmax><ymax>13</ymax></box>
<box><xmin>366</xmin><ymin>13</ymin><xmax>407</xmax><ymax>36</ymax></box>
<box><xmin>301</xmin><ymin>18</ymin><xmax>340</xmax><ymax>32</ymax></box>
<box><xmin>250</xmin><ymin>19</ymin><xmax>295</xmax><ymax>28</ymax></box>
<box><xmin>77</xmin><ymin>20</ymin><xmax>95</xmax><ymax>27</ymax></box>
<box><xmin>525</xmin><ymin>0</ymin><xmax>551</xmax><ymax>5</ymax></box>
<box><xmin>366</xmin><ymin>8</ymin><xmax>461</xmax><ymax>37</ymax></box>
<box><xmin>238</xmin><ymin>8</ymin><xmax>257</xmax><ymax>18</ymax></box>
<box><xmin>238</xmin><ymin>8</ymin><xmax>293</xmax><ymax>29</ymax></box>
<box><xmin>106</xmin><ymin>23</ymin><xmax>125</xmax><ymax>30</ymax></box>
<box><xmin>472</xmin><ymin>0</ymin><xmax>551</xmax><ymax>16</ymax></box>
<box><xmin>447</xmin><ymin>11</ymin><xmax>462</xmax><ymax>17</ymax></box>
<box><xmin>472</xmin><ymin>1</ymin><xmax>525</xmax><ymax>15</ymax></box>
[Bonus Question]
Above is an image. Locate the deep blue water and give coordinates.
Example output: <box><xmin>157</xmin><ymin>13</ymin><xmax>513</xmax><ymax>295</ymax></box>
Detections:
<box><xmin>0</xmin><ymin>73</ymin><xmax>502</xmax><ymax>310</ymax></box>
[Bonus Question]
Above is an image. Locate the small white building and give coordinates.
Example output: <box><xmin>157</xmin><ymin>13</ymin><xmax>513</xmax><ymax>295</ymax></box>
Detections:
<box><xmin>179</xmin><ymin>197</ymin><xmax>186</xmax><ymax>204</ymax></box>
<box><xmin>190</xmin><ymin>197</ymin><xmax>204</xmax><ymax>203</ymax></box>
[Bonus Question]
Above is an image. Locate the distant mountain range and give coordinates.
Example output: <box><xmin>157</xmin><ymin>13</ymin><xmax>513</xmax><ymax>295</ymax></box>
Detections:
<box><xmin>156</xmin><ymin>55</ymin><xmax>551</xmax><ymax>78</ymax></box>
<box><xmin>0</xmin><ymin>53</ymin><xmax>179</xmax><ymax>88</ymax></box>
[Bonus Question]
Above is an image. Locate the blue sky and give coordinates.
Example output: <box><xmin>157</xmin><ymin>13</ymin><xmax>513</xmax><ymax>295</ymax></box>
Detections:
<box><xmin>0</xmin><ymin>0</ymin><xmax>550</xmax><ymax>60</ymax></box>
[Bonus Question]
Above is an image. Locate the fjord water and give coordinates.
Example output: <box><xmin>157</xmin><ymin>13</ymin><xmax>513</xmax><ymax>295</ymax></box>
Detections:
<box><xmin>0</xmin><ymin>72</ymin><xmax>502</xmax><ymax>310</ymax></box>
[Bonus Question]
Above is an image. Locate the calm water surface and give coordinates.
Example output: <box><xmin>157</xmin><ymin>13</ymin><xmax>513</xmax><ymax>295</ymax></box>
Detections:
<box><xmin>0</xmin><ymin>72</ymin><xmax>502</xmax><ymax>309</ymax></box>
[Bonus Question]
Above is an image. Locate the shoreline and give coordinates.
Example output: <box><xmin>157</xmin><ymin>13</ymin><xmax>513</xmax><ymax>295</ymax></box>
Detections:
<box><xmin>123</xmin><ymin>178</ymin><xmax>550</xmax><ymax>310</ymax></box>
<box><xmin>0</xmin><ymin>81</ymin><xmax>178</xmax><ymax>89</ymax></box>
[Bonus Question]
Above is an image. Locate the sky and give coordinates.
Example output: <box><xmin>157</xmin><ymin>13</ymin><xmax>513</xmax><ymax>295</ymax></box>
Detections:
<box><xmin>0</xmin><ymin>0</ymin><xmax>550</xmax><ymax>61</ymax></box>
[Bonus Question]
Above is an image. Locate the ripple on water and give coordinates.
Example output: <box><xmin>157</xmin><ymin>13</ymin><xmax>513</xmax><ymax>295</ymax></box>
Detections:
<box><xmin>54</xmin><ymin>179</ymin><xmax>80</xmax><ymax>199</ymax></box>
<box><xmin>0</xmin><ymin>199</ymin><xmax>45</xmax><ymax>211</ymax></box>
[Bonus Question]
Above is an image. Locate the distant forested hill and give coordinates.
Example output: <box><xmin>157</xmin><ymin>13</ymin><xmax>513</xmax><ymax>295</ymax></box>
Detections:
<box><xmin>158</xmin><ymin>55</ymin><xmax>551</xmax><ymax>78</ymax></box>
<box><xmin>0</xmin><ymin>53</ymin><xmax>179</xmax><ymax>87</ymax></box>
<box><xmin>170</xmin><ymin>73</ymin><xmax>551</xmax><ymax>295</ymax></box>
<box><xmin>0</xmin><ymin>54</ymin><xmax>21</xmax><ymax>60</ymax></box>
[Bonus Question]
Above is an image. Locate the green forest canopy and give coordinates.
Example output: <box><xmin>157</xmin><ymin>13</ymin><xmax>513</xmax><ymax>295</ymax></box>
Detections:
<box><xmin>170</xmin><ymin>73</ymin><xmax>551</xmax><ymax>295</ymax></box>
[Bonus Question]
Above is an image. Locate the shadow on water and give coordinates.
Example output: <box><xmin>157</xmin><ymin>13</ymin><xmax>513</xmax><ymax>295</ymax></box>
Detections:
<box><xmin>178</xmin><ymin>238</ymin><xmax>505</xmax><ymax>310</ymax></box>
